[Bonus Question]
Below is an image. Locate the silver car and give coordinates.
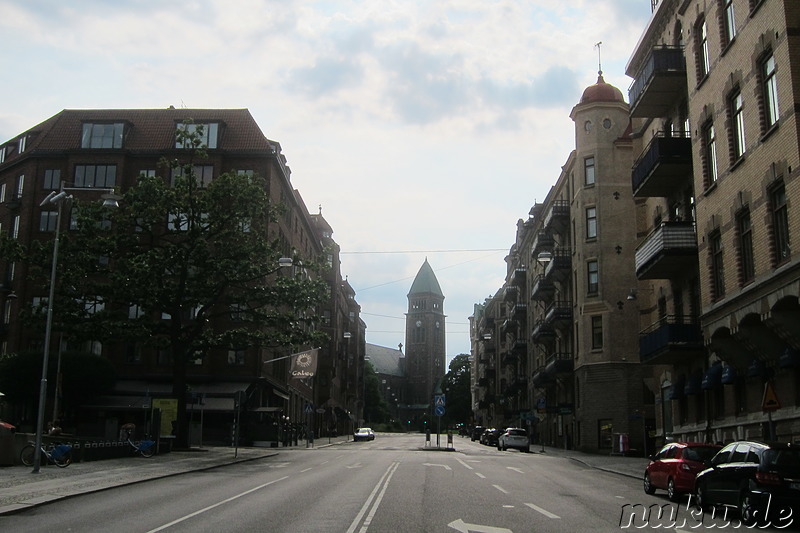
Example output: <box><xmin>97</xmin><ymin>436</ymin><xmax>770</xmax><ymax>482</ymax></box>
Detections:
<box><xmin>498</xmin><ymin>428</ymin><xmax>529</xmax><ymax>452</ymax></box>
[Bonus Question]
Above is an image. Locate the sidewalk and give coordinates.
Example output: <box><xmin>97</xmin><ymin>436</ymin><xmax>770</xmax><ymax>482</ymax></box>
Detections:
<box><xmin>0</xmin><ymin>437</ymin><xmax>349</xmax><ymax>516</ymax></box>
<box><xmin>534</xmin><ymin>444</ymin><xmax>649</xmax><ymax>481</ymax></box>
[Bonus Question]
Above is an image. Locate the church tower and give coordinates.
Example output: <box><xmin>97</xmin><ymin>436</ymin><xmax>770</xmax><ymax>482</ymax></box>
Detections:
<box><xmin>404</xmin><ymin>259</ymin><xmax>446</xmax><ymax>412</ymax></box>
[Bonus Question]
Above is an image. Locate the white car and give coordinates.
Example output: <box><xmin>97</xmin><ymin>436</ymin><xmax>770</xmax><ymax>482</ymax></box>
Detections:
<box><xmin>498</xmin><ymin>428</ymin><xmax>529</xmax><ymax>452</ymax></box>
<box><xmin>353</xmin><ymin>427</ymin><xmax>375</xmax><ymax>441</ymax></box>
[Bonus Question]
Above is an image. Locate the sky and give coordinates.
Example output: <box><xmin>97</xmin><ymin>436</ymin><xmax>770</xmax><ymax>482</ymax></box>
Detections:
<box><xmin>1</xmin><ymin>0</ymin><xmax>654</xmax><ymax>366</ymax></box>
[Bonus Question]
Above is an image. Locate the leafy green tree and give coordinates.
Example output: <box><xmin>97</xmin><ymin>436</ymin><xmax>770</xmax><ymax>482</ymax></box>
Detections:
<box><xmin>363</xmin><ymin>361</ymin><xmax>389</xmax><ymax>424</ymax></box>
<box><xmin>0</xmin><ymin>125</ymin><xmax>329</xmax><ymax>447</ymax></box>
<box><xmin>442</xmin><ymin>353</ymin><xmax>472</xmax><ymax>427</ymax></box>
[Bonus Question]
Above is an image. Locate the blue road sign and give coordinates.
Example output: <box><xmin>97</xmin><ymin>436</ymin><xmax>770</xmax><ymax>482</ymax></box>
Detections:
<box><xmin>435</xmin><ymin>405</ymin><xmax>445</xmax><ymax>417</ymax></box>
<box><xmin>435</xmin><ymin>394</ymin><xmax>446</xmax><ymax>407</ymax></box>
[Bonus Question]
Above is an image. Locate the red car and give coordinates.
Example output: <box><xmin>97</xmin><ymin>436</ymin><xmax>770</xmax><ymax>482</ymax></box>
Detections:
<box><xmin>644</xmin><ymin>442</ymin><xmax>721</xmax><ymax>502</ymax></box>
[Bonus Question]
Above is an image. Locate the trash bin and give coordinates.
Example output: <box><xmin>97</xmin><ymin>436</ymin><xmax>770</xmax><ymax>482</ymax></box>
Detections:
<box><xmin>0</xmin><ymin>422</ymin><xmax>16</xmax><ymax>466</ymax></box>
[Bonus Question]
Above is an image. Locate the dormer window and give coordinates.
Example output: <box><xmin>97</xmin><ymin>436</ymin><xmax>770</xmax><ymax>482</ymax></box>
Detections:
<box><xmin>176</xmin><ymin>122</ymin><xmax>219</xmax><ymax>149</ymax></box>
<box><xmin>81</xmin><ymin>123</ymin><xmax>125</xmax><ymax>149</ymax></box>
<box><xmin>18</xmin><ymin>136</ymin><xmax>27</xmax><ymax>153</ymax></box>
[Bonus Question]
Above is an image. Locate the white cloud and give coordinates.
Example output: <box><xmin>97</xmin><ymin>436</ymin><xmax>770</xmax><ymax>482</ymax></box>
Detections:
<box><xmin>0</xmin><ymin>0</ymin><xmax>654</xmax><ymax>360</ymax></box>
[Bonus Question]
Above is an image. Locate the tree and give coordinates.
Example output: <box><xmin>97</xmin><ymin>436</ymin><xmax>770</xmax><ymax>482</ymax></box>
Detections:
<box><xmin>442</xmin><ymin>353</ymin><xmax>472</xmax><ymax>427</ymax></box>
<box><xmin>363</xmin><ymin>361</ymin><xmax>389</xmax><ymax>424</ymax></box>
<box><xmin>0</xmin><ymin>125</ymin><xmax>329</xmax><ymax>447</ymax></box>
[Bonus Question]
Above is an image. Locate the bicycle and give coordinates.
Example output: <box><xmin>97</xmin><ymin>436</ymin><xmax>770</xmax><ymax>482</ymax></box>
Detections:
<box><xmin>123</xmin><ymin>430</ymin><xmax>156</xmax><ymax>458</ymax></box>
<box><xmin>20</xmin><ymin>442</ymin><xmax>72</xmax><ymax>468</ymax></box>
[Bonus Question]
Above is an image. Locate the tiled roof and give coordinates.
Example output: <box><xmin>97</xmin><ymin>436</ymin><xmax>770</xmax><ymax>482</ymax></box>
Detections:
<box><xmin>2</xmin><ymin>108</ymin><xmax>275</xmax><ymax>158</ymax></box>
<box><xmin>366</xmin><ymin>343</ymin><xmax>405</xmax><ymax>377</ymax></box>
<box><xmin>408</xmin><ymin>259</ymin><xmax>444</xmax><ymax>297</ymax></box>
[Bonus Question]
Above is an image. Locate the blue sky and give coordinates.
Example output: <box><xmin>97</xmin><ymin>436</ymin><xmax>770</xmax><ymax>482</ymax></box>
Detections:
<box><xmin>1</xmin><ymin>0</ymin><xmax>654</xmax><ymax>364</ymax></box>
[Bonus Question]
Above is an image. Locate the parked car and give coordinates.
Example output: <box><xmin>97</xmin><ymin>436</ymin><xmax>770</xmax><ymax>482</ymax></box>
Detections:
<box><xmin>353</xmin><ymin>428</ymin><xmax>375</xmax><ymax>442</ymax></box>
<box><xmin>694</xmin><ymin>441</ymin><xmax>800</xmax><ymax>526</ymax></box>
<box><xmin>643</xmin><ymin>442</ymin><xmax>721</xmax><ymax>502</ymax></box>
<box><xmin>498</xmin><ymin>428</ymin><xmax>529</xmax><ymax>452</ymax></box>
<box><xmin>471</xmin><ymin>426</ymin><xmax>486</xmax><ymax>442</ymax></box>
<box><xmin>483</xmin><ymin>428</ymin><xmax>502</xmax><ymax>447</ymax></box>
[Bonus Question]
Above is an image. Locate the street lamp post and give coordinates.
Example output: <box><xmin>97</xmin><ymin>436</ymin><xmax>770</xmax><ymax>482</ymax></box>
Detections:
<box><xmin>32</xmin><ymin>182</ymin><xmax>118</xmax><ymax>473</ymax></box>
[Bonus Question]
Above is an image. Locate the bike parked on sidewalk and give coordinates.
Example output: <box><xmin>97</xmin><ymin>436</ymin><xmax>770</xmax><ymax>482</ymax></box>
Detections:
<box><xmin>123</xmin><ymin>428</ymin><xmax>156</xmax><ymax>458</ymax></box>
<box><xmin>20</xmin><ymin>442</ymin><xmax>72</xmax><ymax>468</ymax></box>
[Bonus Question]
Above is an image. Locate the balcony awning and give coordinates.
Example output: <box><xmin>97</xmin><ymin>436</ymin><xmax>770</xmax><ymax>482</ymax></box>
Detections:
<box><xmin>721</xmin><ymin>365</ymin><xmax>737</xmax><ymax>385</ymax></box>
<box><xmin>779</xmin><ymin>347</ymin><xmax>800</xmax><ymax>368</ymax></box>
<box><xmin>668</xmin><ymin>375</ymin><xmax>685</xmax><ymax>400</ymax></box>
<box><xmin>684</xmin><ymin>373</ymin><xmax>702</xmax><ymax>395</ymax></box>
<box><xmin>701</xmin><ymin>363</ymin><xmax>723</xmax><ymax>390</ymax></box>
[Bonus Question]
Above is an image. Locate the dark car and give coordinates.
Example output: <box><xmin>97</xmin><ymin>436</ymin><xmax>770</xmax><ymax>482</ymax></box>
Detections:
<box><xmin>483</xmin><ymin>428</ymin><xmax>502</xmax><ymax>447</ymax></box>
<box><xmin>643</xmin><ymin>442</ymin><xmax>721</xmax><ymax>501</ymax></box>
<box><xmin>471</xmin><ymin>426</ymin><xmax>486</xmax><ymax>442</ymax></box>
<box><xmin>694</xmin><ymin>441</ymin><xmax>800</xmax><ymax>526</ymax></box>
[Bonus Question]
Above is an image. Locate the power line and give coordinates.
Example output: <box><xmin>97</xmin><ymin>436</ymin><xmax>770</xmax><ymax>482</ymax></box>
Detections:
<box><xmin>341</xmin><ymin>248</ymin><xmax>506</xmax><ymax>254</ymax></box>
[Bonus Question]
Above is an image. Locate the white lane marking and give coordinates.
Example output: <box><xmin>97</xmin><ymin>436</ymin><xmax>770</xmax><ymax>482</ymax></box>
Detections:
<box><xmin>524</xmin><ymin>502</ymin><xmax>561</xmax><ymax>519</ymax></box>
<box><xmin>345</xmin><ymin>462</ymin><xmax>400</xmax><ymax>533</ymax></box>
<box><xmin>346</xmin><ymin>463</ymin><xmax>363</xmax><ymax>469</ymax></box>
<box><xmin>506</xmin><ymin>467</ymin><xmax>524</xmax><ymax>474</ymax></box>
<box><xmin>503</xmin><ymin>505</ymin><xmax>514</xmax><ymax>508</ymax></box>
<box><xmin>492</xmin><ymin>484</ymin><xmax>509</xmax><ymax>494</ymax></box>
<box><xmin>475</xmin><ymin>472</ymin><xmax>486</xmax><ymax>479</ymax></box>
<box><xmin>145</xmin><ymin>476</ymin><xmax>289</xmax><ymax>532</ymax></box>
<box><xmin>455</xmin><ymin>457</ymin><xmax>473</xmax><ymax>470</ymax></box>
<box><xmin>448</xmin><ymin>518</ymin><xmax>512</xmax><ymax>533</ymax></box>
<box><xmin>300</xmin><ymin>467</ymin><xmax>313</xmax><ymax>472</ymax></box>
<box><xmin>423</xmin><ymin>463</ymin><xmax>452</xmax><ymax>470</ymax></box>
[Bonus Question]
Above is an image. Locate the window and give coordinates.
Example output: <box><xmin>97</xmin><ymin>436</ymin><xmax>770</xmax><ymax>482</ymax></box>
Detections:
<box><xmin>770</xmin><ymin>183</ymin><xmax>790</xmax><ymax>263</ymax></box>
<box><xmin>126</xmin><ymin>344</ymin><xmax>142</xmax><ymax>364</ymax></box>
<box><xmin>176</xmin><ymin>122</ymin><xmax>219</xmax><ymax>149</ymax></box>
<box><xmin>236</xmin><ymin>169</ymin><xmax>254</xmax><ymax>177</ymax></box>
<box><xmin>703</xmin><ymin>121</ymin><xmax>718</xmax><ymax>186</ymax></box>
<box><xmin>591</xmin><ymin>315</ymin><xmax>603</xmax><ymax>349</ymax></box>
<box><xmin>0</xmin><ymin>146</ymin><xmax>5</xmax><ymax>164</ymax></box>
<box><xmin>587</xmin><ymin>260</ymin><xmax>599</xmax><ymax>294</ymax></box>
<box><xmin>710</xmin><ymin>231</ymin><xmax>725</xmax><ymax>299</ymax></box>
<box><xmin>168</xmin><ymin>212</ymin><xmax>189</xmax><ymax>231</ymax></box>
<box><xmin>139</xmin><ymin>169</ymin><xmax>157</xmax><ymax>178</ymax></box>
<box><xmin>586</xmin><ymin>207</ymin><xmax>597</xmax><ymax>239</ymax></box>
<box><xmin>44</xmin><ymin>169</ymin><xmax>61</xmax><ymax>190</ymax></box>
<box><xmin>697</xmin><ymin>19</ymin><xmax>710</xmax><ymax>79</ymax></box>
<box><xmin>75</xmin><ymin>165</ymin><xmax>116</xmax><ymax>188</ymax></box>
<box><xmin>729</xmin><ymin>91</ymin><xmax>745</xmax><ymax>160</ymax></box>
<box><xmin>11</xmin><ymin>216</ymin><xmax>19</xmax><ymax>239</ymax></box>
<box><xmin>584</xmin><ymin>156</ymin><xmax>595</xmax><ymax>186</ymax></box>
<box><xmin>737</xmin><ymin>209</ymin><xmax>755</xmax><ymax>284</ymax></box>
<box><xmin>227</xmin><ymin>349</ymin><xmax>246</xmax><ymax>366</ymax></box>
<box><xmin>171</xmin><ymin>165</ymin><xmax>214</xmax><ymax>187</ymax></box>
<box><xmin>18</xmin><ymin>136</ymin><xmax>26</xmax><ymax>154</ymax></box>
<box><xmin>14</xmin><ymin>175</ymin><xmax>24</xmax><ymax>200</ymax></box>
<box><xmin>39</xmin><ymin>211</ymin><xmax>59</xmax><ymax>232</ymax></box>
<box><xmin>723</xmin><ymin>0</ymin><xmax>736</xmax><ymax>46</ymax></box>
<box><xmin>82</xmin><ymin>297</ymin><xmax>105</xmax><ymax>315</ymax></box>
<box><xmin>762</xmin><ymin>53</ymin><xmax>779</xmax><ymax>129</ymax></box>
<box><xmin>0</xmin><ymin>183</ymin><xmax>5</xmax><ymax>203</ymax></box>
<box><xmin>230</xmin><ymin>303</ymin><xmax>247</xmax><ymax>322</ymax></box>
<box><xmin>81</xmin><ymin>123</ymin><xmax>124</xmax><ymax>149</ymax></box>
<box><xmin>128</xmin><ymin>304</ymin><xmax>146</xmax><ymax>319</ymax></box>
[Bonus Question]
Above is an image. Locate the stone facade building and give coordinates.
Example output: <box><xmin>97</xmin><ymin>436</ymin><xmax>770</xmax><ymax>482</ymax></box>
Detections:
<box><xmin>626</xmin><ymin>0</ymin><xmax>800</xmax><ymax>447</ymax></box>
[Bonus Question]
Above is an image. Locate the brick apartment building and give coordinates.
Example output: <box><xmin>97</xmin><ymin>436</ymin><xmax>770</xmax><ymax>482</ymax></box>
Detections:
<box><xmin>0</xmin><ymin>108</ymin><xmax>365</xmax><ymax>445</ymax></box>
<box><xmin>626</xmin><ymin>0</ymin><xmax>800</xmax><ymax>446</ymax></box>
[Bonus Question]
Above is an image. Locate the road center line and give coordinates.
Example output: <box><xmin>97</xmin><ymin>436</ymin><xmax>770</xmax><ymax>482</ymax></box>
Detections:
<box><xmin>455</xmin><ymin>458</ymin><xmax>473</xmax><ymax>470</ymax></box>
<box><xmin>300</xmin><ymin>467</ymin><xmax>313</xmax><ymax>472</ymax></box>
<box><xmin>475</xmin><ymin>472</ymin><xmax>486</xmax><ymax>479</ymax></box>
<box><xmin>145</xmin><ymin>476</ymin><xmax>289</xmax><ymax>532</ymax></box>
<box><xmin>524</xmin><ymin>502</ymin><xmax>561</xmax><ymax>519</ymax></box>
<box><xmin>345</xmin><ymin>462</ymin><xmax>400</xmax><ymax>533</ymax></box>
<box><xmin>492</xmin><ymin>484</ymin><xmax>509</xmax><ymax>494</ymax></box>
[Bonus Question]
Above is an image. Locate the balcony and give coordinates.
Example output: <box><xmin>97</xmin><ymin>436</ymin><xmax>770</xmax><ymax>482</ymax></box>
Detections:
<box><xmin>531</xmin><ymin>320</ymin><xmax>555</xmax><ymax>344</ymax></box>
<box><xmin>542</xmin><ymin>248</ymin><xmax>571</xmax><ymax>283</ymax></box>
<box><xmin>502</xmin><ymin>352</ymin><xmax>518</xmax><ymax>367</ymax></box>
<box><xmin>512</xmin><ymin>303</ymin><xmax>527</xmax><ymax>322</ymax></box>
<box><xmin>511</xmin><ymin>339</ymin><xmax>527</xmax><ymax>356</ymax></box>
<box><xmin>503</xmin><ymin>285</ymin><xmax>519</xmax><ymax>302</ymax></box>
<box><xmin>632</xmin><ymin>132</ymin><xmax>693</xmax><ymax>198</ymax></box>
<box><xmin>545</xmin><ymin>352</ymin><xmax>574</xmax><ymax>377</ymax></box>
<box><xmin>639</xmin><ymin>315</ymin><xmax>704</xmax><ymax>364</ymax></box>
<box><xmin>500</xmin><ymin>319</ymin><xmax>518</xmax><ymax>336</ymax></box>
<box><xmin>511</xmin><ymin>267</ymin><xmax>527</xmax><ymax>287</ymax></box>
<box><xmin>543</xmin><ymin>200</ymin><xmax>570</xmax><ymax>233</ymax></box>
<box><xmin>628</xmin><ymin>46</ymin><xmax>687</xmax><ymax>118</ymax></box>
<box><xmin>530</xmin><ymin>275</ymin><xmax>555</xmax><ymax>301</ymax></box>
<box><xmin>531</xmin><ymin>367</ymin><xmax>552</xmax><ymax>387</ymax></box>
<box><xmin>531</xmin><ymin>230</ymin><xmax>554</xmax><ymax>257</ymax></box>
<box><xmin>635</xmin><ymin>221</ymin><xmax>698</xmax><ymax>280</ymax></box>
<box><xmin>543</xmin><ymin>300</ymin><xmax>572</xmax><ymax>329</ymax></box>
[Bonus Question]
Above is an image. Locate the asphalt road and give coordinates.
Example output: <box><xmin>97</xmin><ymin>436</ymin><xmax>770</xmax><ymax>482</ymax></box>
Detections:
<box><xmin>2</xmin><ymin>434</ymin><xmax>790</xmax><ymax>532</ymax></box>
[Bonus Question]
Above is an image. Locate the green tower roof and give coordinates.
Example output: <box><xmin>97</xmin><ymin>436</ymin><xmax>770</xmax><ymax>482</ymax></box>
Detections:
<box><xmin>408</xmin><ymin>259</ymin><xmax>444</xmax><ymax>298</ymax></box>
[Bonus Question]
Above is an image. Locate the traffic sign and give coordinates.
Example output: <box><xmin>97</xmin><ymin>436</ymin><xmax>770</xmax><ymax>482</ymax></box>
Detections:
<box><xmin>435</xmin><ymin>405</ymin><xmax>445</xmax><ymax>417</ymax></box>
<box><xmin>304</xmin><ymin>403</ymin><xmax>314</xmax><ymax>414</ymax></box>
<box><xmin>762</xmin><ymin>381</ymin><xmax>781</xmax><ymax>411</ymax></box>
<box><xmin>435</xmin><ymin>394</ymin><xmax>446</xmax><ymax>407</ymax></box>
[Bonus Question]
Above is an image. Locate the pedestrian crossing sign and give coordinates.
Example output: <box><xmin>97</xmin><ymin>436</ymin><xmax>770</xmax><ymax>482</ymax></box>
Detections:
<box><xmin>762</xmin><ymin>381</ymin><xmax>781</xmax><ymax>412</ymax></box>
